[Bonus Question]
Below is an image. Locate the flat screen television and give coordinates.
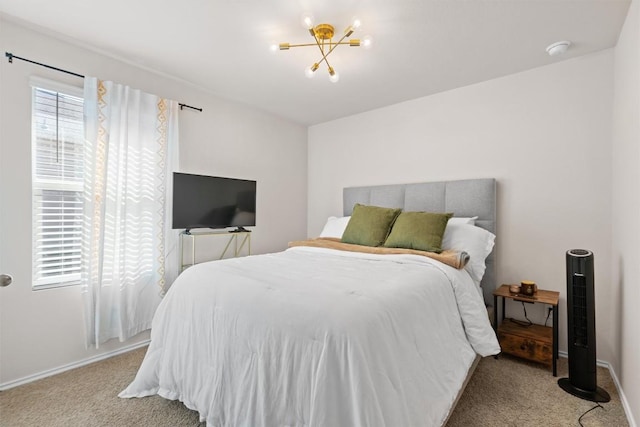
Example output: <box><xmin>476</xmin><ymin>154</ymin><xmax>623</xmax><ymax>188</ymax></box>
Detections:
<box><xmin>172</xmin><ymin>172</ymin><xmax>256</xmax><ymax>233</ymax></box>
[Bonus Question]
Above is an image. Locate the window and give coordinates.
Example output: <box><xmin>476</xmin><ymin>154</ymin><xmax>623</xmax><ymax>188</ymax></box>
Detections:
<box><xmin>31</xmin><ymin>81</ymin><xmax>84</xmax><ymax>289</ymax></box>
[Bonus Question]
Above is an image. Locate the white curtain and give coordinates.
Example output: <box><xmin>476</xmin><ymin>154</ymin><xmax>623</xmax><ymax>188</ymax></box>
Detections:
<box><xmin>82</xmin><ymin>77</ymin><xmax>180</xmax><ymax>347</ymax></box>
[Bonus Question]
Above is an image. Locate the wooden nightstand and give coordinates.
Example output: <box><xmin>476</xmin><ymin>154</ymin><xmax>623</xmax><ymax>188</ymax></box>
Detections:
<box><xmin>493</xmin><ymin>284</ymin><xmax>560</xmax><ymax>376</ymax></box>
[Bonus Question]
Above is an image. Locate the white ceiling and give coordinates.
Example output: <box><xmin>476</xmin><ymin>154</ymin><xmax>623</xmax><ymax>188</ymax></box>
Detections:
<box><xmin>0</xmin><ymin>0</ymin><xmax>631</xmax><ymax>125</ymax></box>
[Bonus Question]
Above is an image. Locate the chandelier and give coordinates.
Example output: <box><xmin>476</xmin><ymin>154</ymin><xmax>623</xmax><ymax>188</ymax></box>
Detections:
<box><xmin>273</xmin><ymin>15</ymin><xmax>371</xmax><ymax>83</ymax></box>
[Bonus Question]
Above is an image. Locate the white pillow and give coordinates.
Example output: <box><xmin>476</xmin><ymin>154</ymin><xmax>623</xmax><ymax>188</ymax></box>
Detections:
<box><xmin>447</xmin><ymin>216</ymin><xmax>478</xmax><ymax>226</ymax></box>
<box><xmin>442</xmin><ymin>223</ymin><xmax>495</xmax><ymax>284</ymax></box>
<box><xmin>319</xmin><ymin>216</ymin><xmax>351</xmax><ymax>238</ymax></box>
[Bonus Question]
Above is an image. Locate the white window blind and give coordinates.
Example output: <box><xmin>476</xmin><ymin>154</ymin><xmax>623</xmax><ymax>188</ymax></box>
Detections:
<box><xmin>32</xmin><ymin>85</ymin><xmax>84</xmax><ymax>289</ymax></box>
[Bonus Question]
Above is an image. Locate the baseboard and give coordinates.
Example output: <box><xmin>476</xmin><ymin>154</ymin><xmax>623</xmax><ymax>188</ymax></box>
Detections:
<box><xmin>558</xmin><ymin>351</ymin><xmax>637</xmax><ymax>427</ymax></box>
<box><xmin>0</xmin><ymin>339</ymin><xmax>150</xmax><ymax>391</ymax></box>
<box><xmin>603</xmin><ymin>360</ymin><xmax>638</xmax><ymax>427</ymax></box>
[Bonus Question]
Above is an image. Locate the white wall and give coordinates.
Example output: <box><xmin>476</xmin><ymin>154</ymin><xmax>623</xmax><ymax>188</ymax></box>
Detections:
<box><xmin>612</xmin><ymin>0</ymin><xmax>640</xmax><ymax>423</ymax></box>
<box><xmin>0</xmin><ymin>17</ymin><xmax>307</xmax><ymax>386</ymax></box>
<box><xmin>308</xmin><ymin>51</ymin><xmax>615</xmax><ymax>364</ymax></box>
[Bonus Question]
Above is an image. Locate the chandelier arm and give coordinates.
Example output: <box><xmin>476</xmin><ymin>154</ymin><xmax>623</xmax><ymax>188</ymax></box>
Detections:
<box><xmin>313</xmin><ymin>35</ymin><xmax>332</xmax><ymax>68</ymax></box>
<box><xmin>312</xmin><ymin>44</ymin><xmax>340</xmax><ymax>69</ymax></box>
<box><xmin>307</xmin><ymin>29</ymin><xmax>322</xmax><ymax>54</ymax></box>
<box><xmin>286</xmin><ymin>41</ymin><xmax>357</xmax><ymax>49</ymax></box>
<box><xmin>322</xmin><ymin>39</ymin><xmax>334</xmax><ymax>68</ymax></box>
<box><xmin>321</xmin><ymin>52</ymin><xmax>333</xmax><ymax>71</ymax></box>
<box><xmin>321</xmin><ymin>31</ymin><xmax>351</xmax><ymax>59</ymax></box>
<box><xmin>307</xmin><ymin>30</ymin><xmax>334</xmax><ymax>70</ymax></box>
<box><xmin>317</xmin><ymin>52</ymin><xmax>332</xmax><ymax>69</ymax></box>
<box><xmin>286</xmin><ymin>43</ymin><xmax>323</xmax><ymax>48</ymax></box>
<box><xmin>309</xmin><ymin>38</ymin><xmax>334</xmax><ymax>70</ymax></box>
<box><xmin>311</xmin><ymin>31</ymin><xmax>354</xmax><ymax>68</ymax></box>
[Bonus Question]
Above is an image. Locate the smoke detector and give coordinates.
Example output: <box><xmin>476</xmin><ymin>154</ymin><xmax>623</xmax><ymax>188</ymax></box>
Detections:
<box><xmin>546</xmin><ymin>41</ymin><xmax>571</xmax><ymax>56</ymax></box>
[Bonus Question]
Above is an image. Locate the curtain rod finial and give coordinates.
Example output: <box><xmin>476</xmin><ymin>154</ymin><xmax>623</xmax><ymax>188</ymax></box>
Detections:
<box><xmin>5</xmin><ymin>52</ymin><xmax>13</xmax><ymax>63</ymax></box>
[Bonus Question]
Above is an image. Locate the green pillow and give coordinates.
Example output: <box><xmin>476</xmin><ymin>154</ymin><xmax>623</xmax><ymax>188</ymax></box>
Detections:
<box><xmin>341</xmin><ymin>204</ymin><xmax>401</xmax><ymax>247</ymax></box>
<box><xmin>383</xmin><ymin>211</ymin><xmax>453</xmax><ymax>253</ymax></box>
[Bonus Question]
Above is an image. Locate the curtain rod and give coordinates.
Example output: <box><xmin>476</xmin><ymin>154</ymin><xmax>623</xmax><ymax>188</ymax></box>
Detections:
<box><xmin>5</xmin><ymin>52</ymin><xmax>203</xmax><ymax>112</ymax></box>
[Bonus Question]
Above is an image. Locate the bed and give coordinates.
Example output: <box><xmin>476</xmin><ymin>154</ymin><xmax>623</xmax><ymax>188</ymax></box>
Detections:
<box><xmin>120</xmin><ymin>178</ymin><xmax>501</xmax><ymax>427</ymax></box>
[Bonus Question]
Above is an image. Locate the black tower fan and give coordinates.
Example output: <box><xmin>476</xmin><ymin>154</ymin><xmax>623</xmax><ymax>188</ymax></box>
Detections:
<box><xmin>558</xmin><ymin>249</ymin><xmax>610</xmax><ymax>402</ymax></box>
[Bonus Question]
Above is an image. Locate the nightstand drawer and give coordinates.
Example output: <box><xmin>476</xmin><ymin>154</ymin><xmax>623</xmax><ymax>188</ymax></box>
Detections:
<box><xmin>499</xmin><ymin>332</ymin><xmax>552</xmax><ymax>365</ymax></box>
<box><xmin>498</xmin><ymin>321</ymin><xmax>553</xmax><ymax>365</ymax></box>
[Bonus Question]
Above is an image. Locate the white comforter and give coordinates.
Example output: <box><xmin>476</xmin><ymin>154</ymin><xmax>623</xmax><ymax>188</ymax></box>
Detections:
<box><xmin>120</xmin><ymin>246</ymin><xmax>500</xmax><ymax>427</ymax></box>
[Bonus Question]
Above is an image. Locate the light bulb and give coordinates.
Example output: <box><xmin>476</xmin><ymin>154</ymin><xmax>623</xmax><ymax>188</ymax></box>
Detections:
<box><xmin>301</xmin><ymin>14</ymin><xmax>314</xmax><ymax>29</ymax></box>
<box><xmin>329</xmin><ymin>70</ymin><xmax>340</xmax><ymax>83</ymax></box>
<box><xmin>362</xmin><ymin>35</ymin><xmax>372</xmax><ymax>49</ymax></box>
<box><xmin>269</xmin><ymin>44</ymin><xmax>278</xmax><ymax>52</ymax></box>
<box><xmin>305</xmin><ymin>63</ymin><xmax>319</xmax><ymax>79</ymax></box>
<box><xmin>305</xmin><ymin>68</ymin><xmax>315</xmax><ymax>79</ymax></box>
<box><xmin>344</xmin><ymin>17</ymin><xmax>361</xmax><ymax>37</ymax></box>
<box><xmin>305</xmin><ymin>66</ymin><xmax>316</xmax><ymax>79</ymax></box>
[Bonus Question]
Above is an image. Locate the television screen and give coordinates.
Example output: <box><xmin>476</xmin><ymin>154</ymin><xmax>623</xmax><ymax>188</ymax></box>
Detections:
<box><xmin>172</xmin><ymin>172</ymin><xmax>256</xmax><ymax>231</ymax></box>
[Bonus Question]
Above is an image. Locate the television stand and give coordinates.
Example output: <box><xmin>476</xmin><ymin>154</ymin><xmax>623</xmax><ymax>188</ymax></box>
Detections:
<box><xmin>179</xmin><ymin>229</ymin><xmax>251</xmax><ymax>271</ymax></box>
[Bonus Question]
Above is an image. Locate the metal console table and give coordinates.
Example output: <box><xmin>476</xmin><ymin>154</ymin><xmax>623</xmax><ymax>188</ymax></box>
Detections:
<box><xmin>179</xmin><ymin>230</ymin><xmax>251</xmax><ymax>271</ymax></box>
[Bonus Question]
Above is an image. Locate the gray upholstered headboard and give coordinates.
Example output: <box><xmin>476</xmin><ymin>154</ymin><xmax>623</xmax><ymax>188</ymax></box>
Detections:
<box><xmin>343</xmin><ymin>178</ymin><xmax>496</xmax><ymax>306</ymax></box>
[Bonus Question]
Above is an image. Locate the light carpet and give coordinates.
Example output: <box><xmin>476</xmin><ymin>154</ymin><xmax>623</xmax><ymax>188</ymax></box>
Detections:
<box><xmin>0</xmin><ymin>347</ymin><xmax>629</xmax><ymax>426</ymax></box>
